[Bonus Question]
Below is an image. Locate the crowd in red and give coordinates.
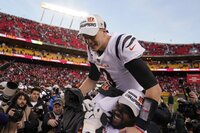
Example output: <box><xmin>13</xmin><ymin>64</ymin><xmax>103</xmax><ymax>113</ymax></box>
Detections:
<box><xmin>0</xmin><ymin>12</ymin><xmax>85</xmax><ymax>50</ymax></box>
<box><xmin>0</xmin><ymin>60</ymin><xmax>88</xmax><ymax>88</ymax></box>
<box><xmin>140</xmin><ymin>41</ymin><xmax>200</xmax><ymax>56</ymax></box>
<box><xmin>0</xmin><ymin>43</ymin><xmax>87</xmax><ymax>63</ymax></box>
<box><xmin>0</xmin><ymin>12</ymin><xmax>200</xmax><ymax>56</ymax></box>
<box><xmin>1</xmin><ymin>60</ymin><xmax>199</xmax><ymax>93</ymax></box>
<box><xmin>156</xmin><ymin>74</ymin><xmax>200</xmax><ymax>94</ymax></box>
<box><xmin>0</xmin><ymin>12</ymin><xmax>199</xmax><ymax>93</ymax></box>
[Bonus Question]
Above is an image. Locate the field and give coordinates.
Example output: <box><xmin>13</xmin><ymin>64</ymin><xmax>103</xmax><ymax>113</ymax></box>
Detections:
<box><xmin>163</xmin><ymin>96</ymin><xmax>180</xmax><ymax>112</ymax></box>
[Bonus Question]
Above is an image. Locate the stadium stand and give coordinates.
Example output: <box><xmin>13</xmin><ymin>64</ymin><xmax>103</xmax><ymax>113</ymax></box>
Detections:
<box><xmin>0</xmin><ymin>11</ymin><xmax>199</xmax><ymax>93</ymax></box>
<box><xmin>1</xmin><ymin>12</ymin><xmax>200</xmax><ymax>56</ymax></box>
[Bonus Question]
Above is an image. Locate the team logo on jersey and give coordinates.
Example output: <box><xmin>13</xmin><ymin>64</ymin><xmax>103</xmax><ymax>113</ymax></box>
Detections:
<box><xmin>129</xmin><ymin>44</ymin><xmax>136</xmax><ymax>51</ymax></box>
<box><xmin>101</xmin><ymin>83</ymin><xmax>110</xmax><ymax>91</ymax></box>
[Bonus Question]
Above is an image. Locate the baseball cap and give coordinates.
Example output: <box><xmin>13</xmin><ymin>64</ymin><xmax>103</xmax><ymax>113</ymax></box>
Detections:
<box><xmin>118</xmin><ymin>89</ymin><xmax>144</xmax><ymax>116</ymax></box>
<box><xmin>53</xmin><ymin>98</ymin><xmax>63</xmax><ymax>106</ymax></box>
<box><xmin>78</xmin><ymin>14</ymin><xmax>106</xmax><ymax>36</ymax></box>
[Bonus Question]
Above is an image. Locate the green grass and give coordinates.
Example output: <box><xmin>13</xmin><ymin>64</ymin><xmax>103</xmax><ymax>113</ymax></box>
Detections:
<box><xmin>163</xmin><ymin>96</ymin><xmax>179</xmax><ymax>112</ymax></box>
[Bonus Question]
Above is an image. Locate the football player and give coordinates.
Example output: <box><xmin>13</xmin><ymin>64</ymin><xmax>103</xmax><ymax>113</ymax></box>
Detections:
<box><xmin>78</xmin><ymin>14</ymin><xmax>162</xmax><ymax>133</ymax></box>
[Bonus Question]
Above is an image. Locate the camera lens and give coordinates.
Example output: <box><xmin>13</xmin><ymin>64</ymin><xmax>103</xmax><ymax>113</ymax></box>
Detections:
<box><xmin>10</xmin><ymin>109</ymin><xmax>24</xmax><ymax>122</ymax></box>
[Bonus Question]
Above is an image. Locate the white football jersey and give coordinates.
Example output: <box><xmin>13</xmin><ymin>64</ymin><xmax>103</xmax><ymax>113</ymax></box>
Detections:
<box><xmin>87</xmin><ymin>33</ymin><xmax>145</xmax><ymax>92</ymax></box>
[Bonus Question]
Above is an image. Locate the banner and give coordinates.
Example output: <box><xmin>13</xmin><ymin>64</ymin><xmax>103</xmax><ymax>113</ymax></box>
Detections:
<box><xmin>187</xmin><ymin>74</ymin><xmax>200</xmax><ymax>83</ymax></box>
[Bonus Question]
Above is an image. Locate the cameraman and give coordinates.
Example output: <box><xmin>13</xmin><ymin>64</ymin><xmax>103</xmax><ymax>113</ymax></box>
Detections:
<box><xmin>152</xmin><ymin>97</ymin><xmax>171</xmax><ymax>133</ymax></box>
<box><xmin>185</xmin><ymin>91</ymin><xmax>200</xmax><ymax>133</ymax></box>
<box><xmin>28</xmin><ymin>87</ymin><xmax>48</xmax><ymax>133</ymax></box>
<box><xmin>175</xmin><ymin>90</ymin><xmax>200</xmax><ymax>133</ymax></box>
<box><xmin>0</xmin><ymin>91</ymin><xmax>39</xmax><ymax>133</ymax></box>
<box><xmin>42</xmin><ymin>98</ymin><xmax>63</xmax><ymax>133</ymax></box>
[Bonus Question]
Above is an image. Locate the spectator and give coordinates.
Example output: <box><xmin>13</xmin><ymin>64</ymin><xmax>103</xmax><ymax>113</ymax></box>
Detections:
<box><xmin>42</xmin><ymin>98</ymin><xmax>63</xmax><ymax>133</ymax></box>
<box><xmin>168</xmin><ymin>92</ymin><xmax>174</xmax><ymax>113</ymax></box>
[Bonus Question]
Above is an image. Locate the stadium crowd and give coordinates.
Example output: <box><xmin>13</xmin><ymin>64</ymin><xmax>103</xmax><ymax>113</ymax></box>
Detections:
<box><xmin>0</xmin><ymin>60</ymin><xmax>200</xmax><ymax>94</ymax></box>
<box><xmin>1</xmin><ymin>43</ymin><xmax>200</xmax><ymax>69</ymax></box>
<box><xmin>0</xmin><ymin>11</ymin><xmax>200</xmax><ymax>133</ymax></box>
<box><xmin>0</xmin><ymin>78</ymin><xmax>200</xmax><ymax>133</ymax></box>
<box><xmin>0</xmin><ymin>12</ymin><xmax>85</xmax><ymax>50</ymax></box>
<box><xmin>0</xmin><ymin>60</ymin><xmax>88</xmax><ymax>88</ymax></box>
<box><xmin>0</xmin><ymin>43</ymin><xmax>87</xmax><ymax>64</ymax></box>
<box><xmin>0</xmin><ymin>12</ymin><xmax>200</xmax><ymax>56</ymax></box>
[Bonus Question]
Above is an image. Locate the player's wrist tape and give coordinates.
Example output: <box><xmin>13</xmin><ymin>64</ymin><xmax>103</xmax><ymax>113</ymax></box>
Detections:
<box><xmin>135</xmin><ymin>97</ymin><xmax>158</xmax><ymax>130</ymax></box>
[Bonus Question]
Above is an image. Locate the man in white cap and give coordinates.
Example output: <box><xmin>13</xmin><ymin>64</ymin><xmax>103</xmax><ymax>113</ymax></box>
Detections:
<box><xmin>78</xmin><ymin>14</ymin><xmax>162</xmax><ymax>133</ymax></box>
<box><xmin>82</xmin><ymin>89</ymin><xmax>160</xmax><ymax>133</ymax></box>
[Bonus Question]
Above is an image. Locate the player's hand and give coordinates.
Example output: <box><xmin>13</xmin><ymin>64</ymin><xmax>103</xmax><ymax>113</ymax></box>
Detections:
<box><xmin>82</xmin><ymin>99</ymin><xmax>95</xmax><ymax>112</ymax></box>
<box><xmin>82</xmin><ymin>106</ymin><xmax>107</xmax><ymax>133</ymax></box>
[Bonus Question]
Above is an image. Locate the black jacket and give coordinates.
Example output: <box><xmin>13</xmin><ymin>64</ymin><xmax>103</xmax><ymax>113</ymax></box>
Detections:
<box><xmin>42</xmin><ymin>111</ymin><xmax>63</xmax><ymax>133</ymax></box>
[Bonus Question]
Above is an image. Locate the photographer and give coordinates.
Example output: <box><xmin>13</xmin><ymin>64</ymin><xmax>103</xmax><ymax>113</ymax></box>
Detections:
<box><xmin>28</xmin><ymin>87</ymin><xmax>48</xmax><ymax>133</ymax></box>
<box><xmin>42</xmin><ymin>98</ymin><xmax>63</xmax><ymax>133</ymax></box>
<box><xmin>0</xmin><ymin>91</ymin><xmax>39</xmax><ymax>133</ymax></box>
<box><xmin>151</xmin><ymin>97</ymin><xmax>171</xmax><ymax>133</ymax></box>
<box><xmin>174</xmin><ymin>90</ymin><xmax>200</xmax><ymax>133</ymax></box>
<box><xmin>185</xmin><ymin>91</ymin><xmax>200</xmax><ymax>133</ymax></box>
